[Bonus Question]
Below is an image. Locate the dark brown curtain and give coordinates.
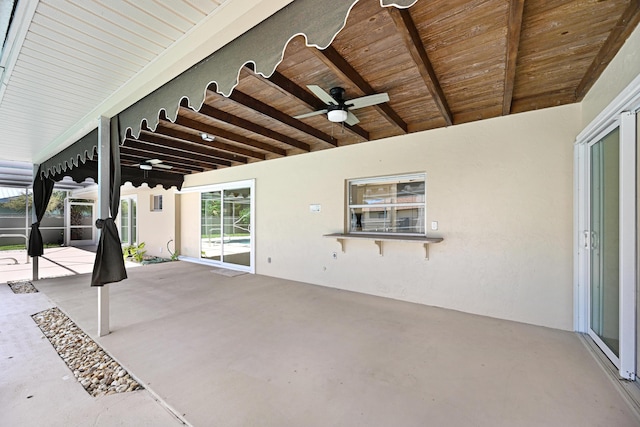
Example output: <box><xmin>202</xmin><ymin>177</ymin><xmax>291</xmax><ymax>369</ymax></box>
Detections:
<box><xmin>27</xmin><ymin>166</ymin><xmax>55</xmax><ymax>257</ymax></box>
<box><xmin>91</xmin><ymin>118</ymin><xmax>127</xmax><ymax>286</ymax></box>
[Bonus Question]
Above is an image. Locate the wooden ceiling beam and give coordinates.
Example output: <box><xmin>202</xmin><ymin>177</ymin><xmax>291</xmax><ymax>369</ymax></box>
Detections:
<box><xmin>223</xmin><ymin>89</ymin><xmax>338</xmax><ymax>147</ymax></box>
<box><xmin>120</xmin><ymin>152</ymin><xmax>206</xmax><ymax>173</ymax></box>
<box><xmin>140</xmin><ymin>127</ymin><xmax>248</xmax><ymax>164</ymax></box>
<box><xmin>132</xmin><ymin>132</ymin><xmax>234</xmax><ymax>167</ymax></box>
<box><xmin>501</xmin><ymin>0</ymin><xmax>525</xmax><ymax>115</ymax></box>
<box><xmin>576</xmin><ymin>0</ymin><xmax>640</xmax><ymax>100</ymax></box>
<box><xmin>312</xmin><ymin>45</ymin><xmax>408</xmax><ymax>133</ymax></box>
<box><xmin>197</xmin><ymin>102</ymin><xmax>310</xmax><ymax>152</ymax></box>
<box><xmin>387</xmin><ymin>8</ymin><xmax>453</xmax><ymax>126</ymax></box>
<box><xmin>510</xmin><ymin>88</ymin><xmax>577</xmax><ymax>114</ymax></box>
<box><xmin>168</xmin><ymin>116</ymin><xmax>269</xmax><ymax>160</ymax></box>
<box><xmin>262</xmin><ymin>68</ymin><xmax>370</xmax><ymax>141</ymax></box>
<box><xmin>178</xmin><ymin>108</ymin><xmax>286</xmax><ymax>157</ymax></box>
<box><xmin>153</xmin><ymin>122</ymin><xmax>249</xmax><ymax>164</ymax></box>
<box><xmin>121</xmin><ymin>143</ymin><xmax>222</xmax><ymax>171</ymax></box>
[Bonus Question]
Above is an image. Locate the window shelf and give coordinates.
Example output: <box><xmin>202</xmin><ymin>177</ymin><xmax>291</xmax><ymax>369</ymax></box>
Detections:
<box><xmin>324</xmin><ymin>233</ymin><xmax>443</xmax><ymax>260</ymax></box>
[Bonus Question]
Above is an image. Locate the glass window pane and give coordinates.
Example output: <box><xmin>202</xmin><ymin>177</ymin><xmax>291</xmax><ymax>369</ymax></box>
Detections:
<box><xmin>350</xmin><ymin>206</ymin><xmax>425</xmax><ymax>234</ymax></box>
<box><xmin>348</xmin><ymin>174</ymin><xmax>425</xmax><ymax>234</ymax></box>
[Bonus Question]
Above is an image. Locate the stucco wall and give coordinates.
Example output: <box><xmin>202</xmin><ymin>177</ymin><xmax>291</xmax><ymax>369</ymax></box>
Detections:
<box><xmin>581</xmin><ymin>24</ymin><xmax>640</xmax><ymax>127</ymax></box>
<box><xmin>120</xmin><ymin>184</ymin><xmax>178</xmax><ymax>258</ymax></box>
<box><xmin>181</xmin><ymin>104</ymin><xmax>580</xmax><ymax>330</ymax></box>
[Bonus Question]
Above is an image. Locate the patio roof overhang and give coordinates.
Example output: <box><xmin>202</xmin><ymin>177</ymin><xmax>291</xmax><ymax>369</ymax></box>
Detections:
<box><xmin>30</xmin><ymin>0</ymin><xmax>640</xmax><ymax>193</ymax></box>
<box><xmin>36</xmin><ymin>0</ymin><xmax>416</xmax><ymax>191</ymax></box>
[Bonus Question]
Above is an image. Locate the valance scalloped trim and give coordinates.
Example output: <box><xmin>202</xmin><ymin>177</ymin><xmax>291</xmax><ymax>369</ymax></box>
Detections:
<box><xmin>118</xmin><ymin>0</ymin><xmax>418</xmax><ymax>141</ymax></box>
<box><xmin>38</xmin><ymin>127</ymin><xmax>183</xmax><ymax>190</ymax></box>
<box><xmin>40</xmin><ymin>128</ymin><xmax>98</xmax><ymax>179</ymax></box>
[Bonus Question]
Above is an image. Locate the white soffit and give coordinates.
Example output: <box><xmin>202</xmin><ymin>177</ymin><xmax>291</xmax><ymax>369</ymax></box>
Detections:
<box><xmin>0</xmin><ymin>0</ymin><xmax>294</xmax><ymax>165</ymax></box>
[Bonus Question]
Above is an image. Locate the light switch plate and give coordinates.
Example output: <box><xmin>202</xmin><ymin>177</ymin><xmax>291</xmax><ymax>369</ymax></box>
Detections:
<box><xmin>431</xmin><ymin>221</ymin><xmax>438</xmax><ymax>230</ymax></box>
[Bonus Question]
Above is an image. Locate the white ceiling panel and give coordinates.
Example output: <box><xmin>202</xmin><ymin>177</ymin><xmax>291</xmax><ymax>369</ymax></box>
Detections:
<box><xmin>0</xmin><ymin>0</ymin><xmax>296</xmax><ymax>168</ymax></box>
<box><xmin>0</xmin><ymin>0</ymin><xmax>227</xmax><ymax>162</ymax></box>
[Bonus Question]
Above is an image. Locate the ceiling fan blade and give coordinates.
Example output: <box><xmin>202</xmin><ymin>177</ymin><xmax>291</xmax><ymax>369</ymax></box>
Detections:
<box><xmin>154</xmin><ymin>163</ymin><xmax>173</xmax><ymax>170</ymax></box>
<box><xmin>293</xmin><ymin>109</ymin><xmax>329</xmax><ymax>119</ymax></box>
<box><xmin>147</xmin><ymin>159</ymin><xmax>163</xmax><ymax>165</ymax></box>
<box><xmin>347</xmin><ymin>92</ymin><xmax>389</xmax><ymax>110</ymax></box>
<box><xmin>307</xmin><ymin>85</ymin><xmax>339</xmax><ymax>105</ymax></box>
<box><xmin>345</xmin><ymin>111</ymin><xmax>360</xmax><ymax>126</ymax></box>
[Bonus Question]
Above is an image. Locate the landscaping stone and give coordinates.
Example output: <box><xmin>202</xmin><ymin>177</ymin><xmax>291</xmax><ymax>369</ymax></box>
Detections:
<box><xmin>7</xmin><ymin>280</ymin><xmax>38</xmax><ymax>293</ymax></box>
<box><xmin>31</xmin><ymin>307</ymin><xmax>143</xmax><ymax>397</ymax></box>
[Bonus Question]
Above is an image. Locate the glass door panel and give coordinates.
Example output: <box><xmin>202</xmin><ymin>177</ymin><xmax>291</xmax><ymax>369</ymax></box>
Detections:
<box><xmin>120</xmin><ymin>199</ymin><xmax>130</xmax><ymax>245</ymax></box>
<box><xmin>589</xmin><ymin>128</ymin><xmax>620</xmax><ymax>358</ymax></box>
<box><xmin>201</xmin><ymin>191</ymin><xmax>222</xmax><ymax>261</ymax></box>
<box><xmin>119</xmin><ymin>198</ymin><xmax>137</xmax><ymax>246</ymax></box>
<box><xmin>200</xmin><ymin>186</ymin><xmax>252</xmax><ymax>269</ymax></box>
<box><xmin>131</xmin><ymin>199</ymin><xmax>137</xmax><ymax>245</ymax></box>
<box><xmin>222</xmin><ymin>188</ymin><xmax>251</xmax><ymax>267</ymax></box>
<box><xmin>68</xmin><ymin>202</ymin><xmax>95</xmax><ymax>246</ymax></box>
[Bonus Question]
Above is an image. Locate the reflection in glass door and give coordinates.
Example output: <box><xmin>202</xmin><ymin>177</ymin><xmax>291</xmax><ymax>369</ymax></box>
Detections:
<box><xmin>120</xmin><ymin>197</ymin><xmax>137</xmax><ymax>245</ymax></box>
<box><xmin>67</xmin><ymin>201</ymin><xmax>95</xmax><ymax>246</ymax></box>
<box><xmin>589</xmin><ymin>128</ymin><xmax>620</xmax><ymax>358</ymax></box>
<box><xmin>201</xmin><ymin>191</ymin><xmax>222</xmax><ymax>261</ymax></box>
<box><xmin>200</xmin><ymin>186</ymin><xmax>252</xmax><ymax>269</ymax></box>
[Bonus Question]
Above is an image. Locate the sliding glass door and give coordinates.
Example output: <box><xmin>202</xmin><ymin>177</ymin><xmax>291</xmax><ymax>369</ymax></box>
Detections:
<box><xmin>200</xmin><ymin>182</ymin><xmax>253</xmax><ymax>270</ymax></box>
<box><xmin>578</xmin><ymin>112</ymin><xmax>636</xmax><ymax>380</ymax></box>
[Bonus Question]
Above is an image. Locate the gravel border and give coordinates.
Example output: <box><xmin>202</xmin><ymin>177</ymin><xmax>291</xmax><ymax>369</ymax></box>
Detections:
<box><xmin>7</xmin><ymin>280</ymin><xmax>38</xmax><ymax>293</ymax></box>
<box><xmin>32</xmin><ymin>307</ymin><xmax>143</xmax><ymax>397</ymax></box>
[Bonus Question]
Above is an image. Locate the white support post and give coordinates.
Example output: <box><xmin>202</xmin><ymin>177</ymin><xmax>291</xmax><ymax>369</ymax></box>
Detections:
<box><xmin>31</xmin><ymin>166</ymin><xmax>38</xmax><ymax>279</ymax></box>
<box><xmin>97</xmin><ymin>116</ymin><xmax>110</xmax><ymax>337</ymax></box>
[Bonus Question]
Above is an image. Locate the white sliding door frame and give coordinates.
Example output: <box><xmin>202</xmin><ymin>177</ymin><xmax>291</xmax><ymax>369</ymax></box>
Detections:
<box><xmin>574</xmin><ymin>74</ymin><xmax>639</xmax><ymax>380</ymax></box>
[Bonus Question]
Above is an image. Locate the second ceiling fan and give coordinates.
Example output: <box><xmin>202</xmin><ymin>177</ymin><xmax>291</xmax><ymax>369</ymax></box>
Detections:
<box><xmin>294</xmin><ymin>85</ymin><xmax>389</xmax><ymax>125</ymax></box>
<box><xmin>135</xmin><ymin>159</ymin><xmax>173</xmax><ymax>170</ymax></box>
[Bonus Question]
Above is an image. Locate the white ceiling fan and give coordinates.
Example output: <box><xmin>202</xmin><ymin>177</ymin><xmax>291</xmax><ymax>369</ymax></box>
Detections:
<box><xmin>133</xmin><ymin>159</ymin><xmax>173</xmax><ymax>170</ymax></box>
<box><xmin>293</xmin><ymin>85</ymin><xmax>389</xmax><ymax>125</ymax></box>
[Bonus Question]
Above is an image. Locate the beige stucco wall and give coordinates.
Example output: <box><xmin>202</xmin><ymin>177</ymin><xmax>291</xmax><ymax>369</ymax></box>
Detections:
<box><xmin>179</xmin><ymin>192</ymin><xmax>201</xmax><ymax>259</ymax></box>
<box><xmin>120</xmin><ymin>184</ymin><xmax>178</xmax><ymax>258</ymax></box>
<box><xmin>581</xmin><ymin>24</ymin><xmax>640</xmax><ymax>127</ymax></box>
<box><xmin>182</xmin><ymin>104</ymin><xmax>580</xmax><ymax>330</ymax></box>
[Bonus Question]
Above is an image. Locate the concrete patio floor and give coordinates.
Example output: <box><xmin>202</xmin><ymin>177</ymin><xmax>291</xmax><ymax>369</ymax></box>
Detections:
<box><xmin>4</xmin><ymin>260</ymin><xmax>640</xmax><ymax>426</ymax></box>
<box><xmin>0</xmin><ymin>245</ymin><xmax>140</xmax><ymax>283</ymax></box>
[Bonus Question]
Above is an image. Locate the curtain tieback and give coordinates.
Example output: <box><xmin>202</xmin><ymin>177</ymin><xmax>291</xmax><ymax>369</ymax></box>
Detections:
<box><xmin>95</xmin><ymin>218</ymin><xmax>114</xmax><ymax>229</ymax></box>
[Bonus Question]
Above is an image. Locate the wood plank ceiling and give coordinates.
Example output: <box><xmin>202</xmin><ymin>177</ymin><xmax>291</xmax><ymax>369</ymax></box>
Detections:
<box><xmin>120</xmin><ymin>0</ymin><xmax>640</xmax><ymax>178</ymax></box>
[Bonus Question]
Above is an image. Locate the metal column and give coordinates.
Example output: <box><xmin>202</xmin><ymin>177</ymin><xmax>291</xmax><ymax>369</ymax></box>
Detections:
<box><xmin>97</xmin><ymin>116</ymin><xmax>110</xmax><ymax>337</ymax></box>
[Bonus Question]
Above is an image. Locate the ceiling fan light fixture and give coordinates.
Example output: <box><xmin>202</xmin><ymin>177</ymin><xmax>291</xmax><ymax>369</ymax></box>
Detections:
<box><xmin>327</xmin><ymin>109</ymin><xmax>348</xmax><ymax>123</ymax></box>
<box><xmin>201</xmin><ymin>132</ymin><xmax>215</xmax><ymax>142</ymax></box>
<box><xmin>139</xmin><ymin>164</ymin><xmax>152</xmax><ymax>170</ymax></box>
